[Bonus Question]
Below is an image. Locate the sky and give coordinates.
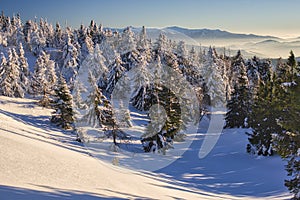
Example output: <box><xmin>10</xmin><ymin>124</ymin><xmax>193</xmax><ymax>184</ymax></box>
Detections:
<box><xmin>1</xmin><ymin>0</ymin><xmax>300</xmax><ymax>38</ymax></box>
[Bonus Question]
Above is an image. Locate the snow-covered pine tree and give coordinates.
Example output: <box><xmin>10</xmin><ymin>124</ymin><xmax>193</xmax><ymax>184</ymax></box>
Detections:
<box><xmin>99</xmin><ymin>37</ymin><xmax>116</xmax><ymax>66</ymax></box>
<box><xmin>130</xmin><ymin>56</ymin><xmax>152</xmax><ymax>111</ymax></box>
<box><xmin>30</xmin><ymin>21</ymin><xmax>44</xmax><ymax>56</ymax></box>
<box><xmin>230</xmin><ymin>50</ymin><xmax>246</xmax><ymax>86</ymax></box>
<box><xmin>30</xmin><ymin>51</ymin><xmax>47</xmax><ymax>95</ymax></box>
<box><xmin>141</xmin><ymin>54</ymin><xmax>195</xmax><ymax>153</ymax></box>
<box><xmin>30</xmin><ymin>50</ymin><xmax>57</xmax><ymax>105</ymax></box>
<box><xmin>18</xmin><ymin>42</ymin><xmax>30</xmax><ymax>94</ymax></box>
<box><xmin>8</xmin><ymin>14</ymin><xmax>23</xmax><ymax>46</ymax></box>
<box><xmin>81</xmin><ymin>32</ymin><xmax>94</xmax><ymax>58</ymax></box>
<box><xmin>200</xmin><ymin>47</ymin><xmax>226</xmax><ymax>107</ymax></box>
<box><xmin>137</xmin><ymin>26</ymin><xmax>150</xmax><ymax>52</ymax></box>
<box><xmin>51</xmin><ymin>74</ymin><xmax>75</xmax><ymax>129</ymax></box>
<box><xmin>0</xmin><ymin>53</ymin><xmax>12</xmax><ymax>96</ymax></box>
<box><xmin>246</xmin><ymin>56</ymin><xmax>261</xmax><ymax>100</ymax></box>
<box><xmin>8</xmin><ymin>48</ymin><xmax>24</xmax><ymax>98</ymax></box>
<box><xmin>61</xmin><ymin>33</ymin><xmax>80</xmax><ymax>85</ymax></box>
<box><xmin>176</xmin><ymin>41</ymin><xmax>188</xmax><ymax>64</ymax></box>
<box><xmin>80</xmin><ymin>70</ymin><xmax>107</xmax><ymax>128</ymax></box>
<box><xmin>118</xmin><ymin>26</ymin><xmax>136</xmax><ymax>55</ymax></box>
<box><xmin>154</xmin><ymin>33</ymin><xmax>169</xmax><ymax>57</ymax></box>
<box><xmin>91</xmin><ymin>44</ymin><xmax>108</xmax><ymax>89</ymax></box>
<box><xmin>136</xmin><ymin>26</ymin><xmax>152</xmax><ymax>65</ymax></box>
<box><xmin>54</xmin><ymin>22</ymin><xmax>63</xmax><ymax>48</ymax></box>
<box><xmin>72</xmin><ymin>79</ymin><xmax>87</xmax><ymax>110</ymax></box>
<box><xmin>23</xmin><ymin>20</ymin><xmax>32</xmax><ymax>45</ymax></box>
<box><xmin>40</xmin><ymin>52</ymin><xmax>57</xmax><ymax>107</ymax></box>
<box><xmin>106</xmin><ymin>53</ymin><xmax>126</xmax><ymax>94</ymax></box>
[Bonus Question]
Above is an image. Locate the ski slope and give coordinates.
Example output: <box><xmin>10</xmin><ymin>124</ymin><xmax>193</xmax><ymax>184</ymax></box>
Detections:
<box><xmin>0</xmin><ymin>96</ymin><xmax>291</xmax><ymax>199</ymax></box>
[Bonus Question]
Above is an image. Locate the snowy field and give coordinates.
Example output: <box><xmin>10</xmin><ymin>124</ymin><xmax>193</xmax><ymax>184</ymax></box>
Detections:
<box><xmin>0</xmin><ymin>96</ymin><xmax>291</xmax><ymax>199</ymax></box>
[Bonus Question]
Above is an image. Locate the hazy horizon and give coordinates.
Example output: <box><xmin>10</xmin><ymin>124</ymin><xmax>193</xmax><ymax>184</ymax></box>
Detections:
<box><xmin>1</xmin><ymin>0</ymin><xmax>300</xmax><ymax>39</ymax></box>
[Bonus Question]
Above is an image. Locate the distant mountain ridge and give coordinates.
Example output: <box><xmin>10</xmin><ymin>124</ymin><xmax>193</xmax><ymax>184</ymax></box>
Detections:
<box><xmin>165</xmin><ymin>26</ymin><xmax>280</xmax><ymax>40</ymax></box>
<box><xmin>107</xmin><ymin>26</ymin><xmax>281</xmax><ymax>40</ymax></box>
<box><xmin>107</xmin><ymin>26</ymin><xmax>300</xmax><ymax>58</ymax></box>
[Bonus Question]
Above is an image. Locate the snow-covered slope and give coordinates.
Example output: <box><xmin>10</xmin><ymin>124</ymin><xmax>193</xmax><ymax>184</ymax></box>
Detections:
<box><xmin>0</xmin><ymin>96</ymin><xmax>291</xmax><ymax>199</ymax></box>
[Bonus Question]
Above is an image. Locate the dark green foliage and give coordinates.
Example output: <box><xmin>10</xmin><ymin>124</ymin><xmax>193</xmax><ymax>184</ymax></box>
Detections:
<box><xmin>247</xmin><ymin>74</ymin><xmax>283</xmax><ymax>156</ymax></box>
<box><xmin>51</xmin><ymin>75</ymin><xmax>75</xmax><ymax>129</ymax></box>
<box><xmin>273</xmin><ymin>76</ymin><xmax>300</xmax><ymax>199</ymax></box>
<box><xmin>225</xmin><ymin>68</ymin><xmax>250</xmax><ymax>128</ymax></box>
<box><xmin>142</xmin><ymin>83</ymin><xmax>182</xmax><ymax>151</ymax></box>
<box><xmin>287</xmin><ymin>50</ymin><xmax>297</xmax><ymax>81</ymax></box>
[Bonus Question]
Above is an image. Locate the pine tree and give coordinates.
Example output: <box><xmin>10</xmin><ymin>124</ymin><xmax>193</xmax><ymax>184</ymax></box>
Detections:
<box><xmin>137</xmin><ymin>26</ymin><xmax>149</xmax><ymax>51</ymax></box>
<box><xmin>287</xmin><ymin>50</ymin><xmax>297</xmax><ymax>82</ymax></box>
<box><xmin>106</xmin><ymin>54</ymin><xmax>126</xmax><ymax>94</ymax></box>
<box><xmin>118</xmin><ymin>26</ymin><xmax>136</xmax><ymax>55</ymax></box>
<box><xmin>62</xmin><ymin>33</ymin><xmax>80</xmax><ymax>85</ymax></box>
<box><xmin>99</xmin><ymin>37</ymin><xmax>116</xmax><ymax>66</ymax></box>
<box><xmin>225</xmin><ymin>67</ymin><xmax>250</xmax><ymax>128</ymax></box>
<box><xmin>80</xmin><ymin>71</ymin><xmax>107</xmax><ymax>128</ymax></box>
<box><xmin>51</xmin><ymin>74</ymin><xmax>75</xmax><ymax>129</ymax></box>
<box><xmin>141</xmin><ymin>55</ymin><xmax>195</xmax><ymax>152</ymax></box>
<box><xmin>81</xmin><ymin>33</ymin><xmax>94</xmax><ymax>58</ymax></box>
<box><xmin>247</xmin><ymin>73</ymin><xmax>283</xmax><ymax>156</ymax></box>
<box><xmin>54</xmin><ymin>22</ymin><xmax>63</xmax><ymax>48</ymax></box>
<box><xmin>1</xmin><ymin>48</ymin><xmax>24</xmax><ymax>98</ymax></box>
<box><xmin>88</xmin><ymin>44</ymin><xmax>108</xmax><ymax>89</ymax></box>
<box><xmin>0</xmin><ymin>53</ymin><xmax>12</xmax><ymax>96</ymax></box>
<box><xmin>276</xmin><ymin>57</ymin><xmax>292</xmax><ymax>84</ymax></box>
<box><xmin>72</xmin><ymin>79</ymin><xmax>87</xmax><ymax>110</ymax></box>
<box><xmin>273</xmin><ymin>76</ymin><xmax>300</xmax><ymax>199</ymax></box>
<box><xmin>18</xmin><ymin>43</ymin><xmax>30</xmax><ymax>94</ymax></box>
<box><xmin>246</xmin><ymin>56</ymin><xmax>261</xmax><ymax>98</ymax></box>
<box><xmin>131</xmin><ymin>57</ymin><xmax>152</xmax><ymax>111</ymax></box>
<box><xmin>30</xmin><ymin>51</ymin><xmax>57</xmax><ymax>106</ymax></box>
<box><xmin>200</xmin><ymin>47</ymin><xmax>226</xmax><ymax>107</ymax></box>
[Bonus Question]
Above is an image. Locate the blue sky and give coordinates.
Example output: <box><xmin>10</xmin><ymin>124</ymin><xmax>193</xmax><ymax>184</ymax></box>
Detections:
<box><xmin>1</xmin><ymin>0</ymin><xmax>300</xmax><ymax>38</ymax></box>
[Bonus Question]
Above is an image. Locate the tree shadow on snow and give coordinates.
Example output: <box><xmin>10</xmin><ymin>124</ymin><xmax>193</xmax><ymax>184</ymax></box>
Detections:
<box><xmin>0</xmin><ymin>185</ymin><xmax>127</xmax><ymax>200</ymax></box>
<box><xmin>0</xmin><ymin>109</ymin><xmax>88</xmax><ymax>156</ymax></box>
<box><xmin>152</xmin><ymin>114</ymin><xmax>290</xmax><ymax>199</ymax></box>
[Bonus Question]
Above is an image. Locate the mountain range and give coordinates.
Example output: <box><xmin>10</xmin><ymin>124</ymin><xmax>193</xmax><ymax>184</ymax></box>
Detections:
<box><xmin>110</xmin><ymin>26</ymin><xmax>300</xmax><ymax>58</ymax></box>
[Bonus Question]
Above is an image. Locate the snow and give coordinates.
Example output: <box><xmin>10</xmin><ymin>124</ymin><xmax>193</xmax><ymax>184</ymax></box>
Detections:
<box><xmin>0</xmin><ymin>96</ymin><xmax>291</xmax><ymax>199</ymax></box>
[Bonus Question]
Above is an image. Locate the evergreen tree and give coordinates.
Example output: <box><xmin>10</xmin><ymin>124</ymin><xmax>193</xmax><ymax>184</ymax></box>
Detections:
<box><xmin>106</xmin><ymin>54</ymin><xmax>126</xmax><ymax>94</ymax></box>
<box><xmin>89</xmin><ymin>44</ymin><xmax>108</xmax><ymax>88</ymax></box>
<box><xmin>118</xmin><ymin>26</ymin><xmax>136</xmax><ymax>55</ymax></box>
<box><xmin>130</xmin><ymin>57</ymin><xmax>152</xmax><ymax>111</ymax></box>
<box><xmin>30</xmin><ymin>51</ymin><xmax>57</xmax><ymax>106</ymax></box>
<box><xmin>287</xmin><ymin>50</ymin><xmax>297</xmax><ymax>82</ymax></box>
<box><xmin>62</xmin><ymin>33</ymin><xmax>80</xmax><ymax>85</ymax></box>
<box><xmin>81</xmin><ymin>33</ymin><xmax>94</xmax><ymax>58</ymax></box>
<box><xmin>225</xmin><ymin>68</ymin><xmax>250</xmax><ymax>128</ymax></box>
<box><xmin>247</xmin><ymin>73</ymin><xmax>283</xmax><ymax>156</ymax></box>
<box><xmin>80</xmin><ymin>71</ymin><xmax>107</xmax><ymax>128</ymax></box>
<box><xmin>51</xmin><ymin>74</ymin><xmax>75</xmax><ymax>129</ymax></box>
<box><xmin>273</xmin><ymin>76</ymin><xmax>300</xmax><ymax>199</ymax></box>
<box><xmin>72</xmin><ymin>79</ymin><xmax>87</xmax><ymax>110</ymax></box>
<box><xmin>137</xmin><ymin>26</ymin><xmax>149</xmax><ymax>51</ymax></box>
<box><xmin>99</xmin><ymin>37</ymin><xmax>116</xmax><ymax>66</ymax></box>
<box><xmin>200</xmin><ymin>47</ymin><xmax>226</xmax><ymax>107</ymax></box>
<box><xmin>246</xmin><ymin>56</ymin><xmax>261</xmax><ymax>98</ymax></box>
<box><xmin>18</xmin><ymin>43</ymin><xmax>30</xmax><ymax>94</ymax></box>
<box><xmin>0</xmin><ymin>53</ymin><xmax>12</xmax><ymax>96</ymax></box>
<box><xmin>1</xmin><ymin>48</ymin><xmax>24</xmax><ymax>97</ymax></box>
<box><xmin>54</xmin><ymin>22</ymin><xmax>63</xmax><ymax>48</ymax></box>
